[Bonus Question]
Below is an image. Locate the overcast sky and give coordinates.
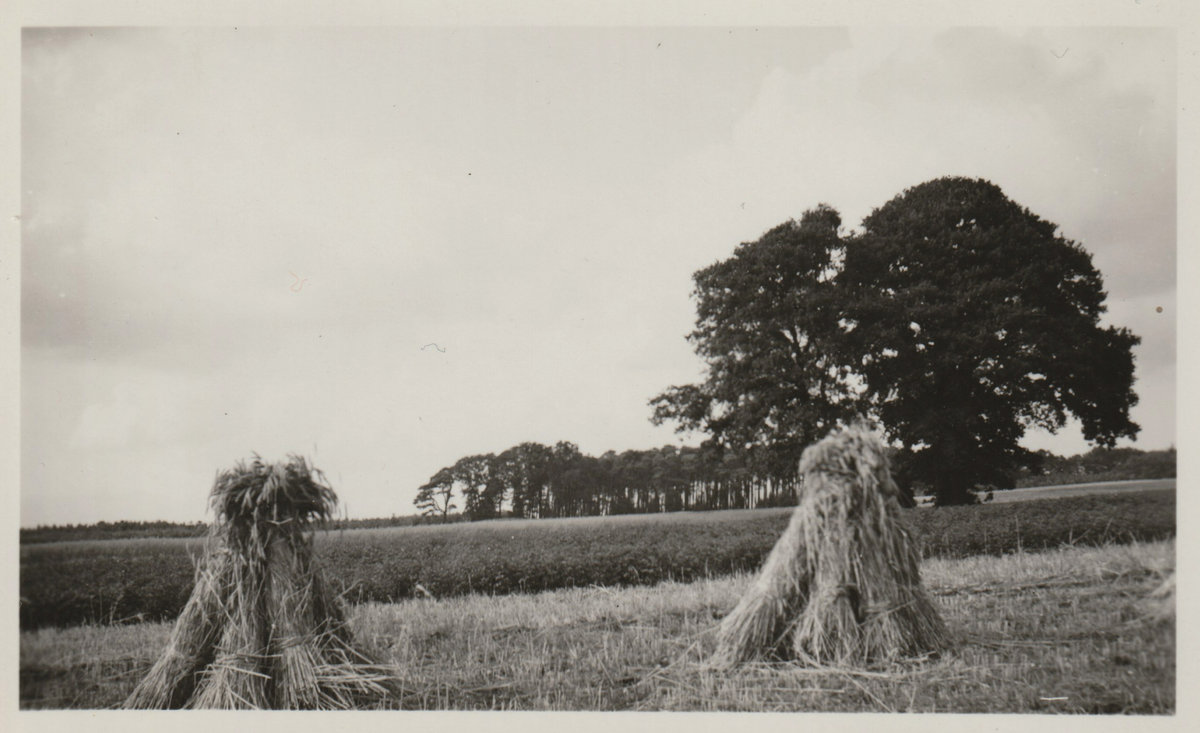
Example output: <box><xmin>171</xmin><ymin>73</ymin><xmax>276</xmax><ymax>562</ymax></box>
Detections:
<box><xmin>21</xmin><ymin>26</ymin><xmax>1176</xmax><ymax>527</ymax></box>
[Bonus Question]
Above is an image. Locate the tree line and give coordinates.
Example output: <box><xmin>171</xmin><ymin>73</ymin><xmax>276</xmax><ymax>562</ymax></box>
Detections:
<box><xmin>1016</xmin><ymin>446</ymin><xmax>1175</xmax><ymax>488</ymax></box>
<box><xmin>414</xmin><ymin>441</ymin><xmax>805</xmax><ymax>521</ymax></box>
<box><xmin>413</xmin><ymin>443</ymin><xmax>1174</xmax><ymax>521</ymax></box>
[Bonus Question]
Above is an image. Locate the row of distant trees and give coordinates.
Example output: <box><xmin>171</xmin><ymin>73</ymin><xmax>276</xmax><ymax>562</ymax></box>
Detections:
<box><xmin>414</xmin><ymin>441</ymin><xmax>1175</xmax><ymax>521</ymax></box>
<box><xmin>414</xmin><ymin>441</ymin><xmax>805</xmax><ymax>521</ymax></box>
<box><xmin>1016</xmin><ymin>446</ymin><xmax>1175</xmax><ymax>488</ymax></box>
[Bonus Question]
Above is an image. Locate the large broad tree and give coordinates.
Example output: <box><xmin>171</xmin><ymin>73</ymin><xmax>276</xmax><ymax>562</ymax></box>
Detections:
<box><xmin>652</xmin><ymin>177</ymin><xmax>1140</xmax><ymax>506</ymax></box>
<box><xmin>840</xmin><ymin>177</ymin><xmax>1139</xmax><ymax>503</ymax></box>
<box><xmin>649</xmin><ymin>205</ymin><xmax>861</xmax><ymax>484</ymax></box>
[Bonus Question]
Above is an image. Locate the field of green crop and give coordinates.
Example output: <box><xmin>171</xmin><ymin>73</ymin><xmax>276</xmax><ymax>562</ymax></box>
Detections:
<box><xmin>20</xmin><ymin>489</ymin><xmax>1175</xmax><ymax>630</ymax></box>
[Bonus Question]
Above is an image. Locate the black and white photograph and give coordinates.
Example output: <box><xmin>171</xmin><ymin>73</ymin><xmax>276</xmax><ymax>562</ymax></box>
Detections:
<box><xmin>7</xmin><ymin>1</ymin><xmax>1192</xmax><ymax>720</ymax></box>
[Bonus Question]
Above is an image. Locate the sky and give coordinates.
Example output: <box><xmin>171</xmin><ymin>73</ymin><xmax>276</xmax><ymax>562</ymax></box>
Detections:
<box><xmin>20</xmin><ymin>26</ymin><xmax>1177</xmax><ymax>527</ymax></box>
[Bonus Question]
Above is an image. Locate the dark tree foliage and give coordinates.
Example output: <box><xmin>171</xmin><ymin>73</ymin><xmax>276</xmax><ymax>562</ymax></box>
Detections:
<box><xmin>841</xmin><ymin>178</ymin><xmax>1139</xmax><ymax>504</ymax></box>
<box><xmin>413</xmin><ymin>441</ymin><xmax>1163</xmax><ymax>521</ymax></box>
<box><xmin>449</xmin><ymin>454</ymin><xmax>499</xmax><ymax>520</ymax></box>
<box><xmin>649</xmin><ymin>205</ymin><xmax>861</xmax><ymax>486</ymax></box>
<box><xmin>649</xmin><ymin>177</ymin><xmax>1139</xmax><ymax>506</ymax></box>
<box><xmin>1015</xmin><ymin>446</ymin><xmax>1174</xmax><ymax>487</ymax></box>
<box><xmin>494</xmin><ymin>442</ymin><xmax>554</xmax><ymax>519</ymax></box>
<box><xmin>414</xmin><ymin>466</ymin><xmax>456</xmax><ymax>520</ymax></box>
<box><xmin>418</xmin><ymin>441</ymin><xmax>803</xmax><ymax>520</ymax></box>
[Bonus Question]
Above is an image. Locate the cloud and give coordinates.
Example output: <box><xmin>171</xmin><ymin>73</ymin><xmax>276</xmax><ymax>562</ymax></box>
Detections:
<box><xmin>67</xmin><ymin>372</ymin><xmax>216</xmax><ymax>450</ymax></box>
<box><xmin>20</xmin><ymin>27</ymin><xmax>1176</xmax><ymax>526</ymax></box>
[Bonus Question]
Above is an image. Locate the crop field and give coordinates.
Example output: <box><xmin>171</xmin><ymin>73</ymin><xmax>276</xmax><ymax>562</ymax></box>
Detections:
<box><xmin>20</xmin><ymin>489</ymin><xmax>1175</xmax><ymax>630</ymax></box>
<box><xmin>20</xmin><ymin>539</ymin><xmax>1175</xmax><ymax>712</ymax></box>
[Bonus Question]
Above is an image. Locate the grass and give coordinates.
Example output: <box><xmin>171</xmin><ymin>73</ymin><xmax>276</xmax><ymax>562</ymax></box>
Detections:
<box><xmin>20</xmin><ymin>489</ymin><xmax>1176</xmax><ymax>630</ymax></box>
<box><xmin>20</xmin><ymin>539</ymin><xmax>1175</xmax><ymax>712</ymax></box>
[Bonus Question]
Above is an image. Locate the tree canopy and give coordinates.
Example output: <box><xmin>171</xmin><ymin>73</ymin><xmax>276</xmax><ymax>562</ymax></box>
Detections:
<box><xmin>414</xmin><ymin>466</ymin><xmax>456</xmax><ymax>519</ymax></box>
<box><xmin>649</xmin><ymin>204</ymin><xmax>860</xmax><ymax>489</ymax></box>
<box><xmin>415</xmin><ymin>441</ymin><xmax>802</xmax><ymax>521</ymax></box>
<box><xmin>651</xmin><ymin>177</ymin><xmax>1140</xmax><ymax>505</ymax></box>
